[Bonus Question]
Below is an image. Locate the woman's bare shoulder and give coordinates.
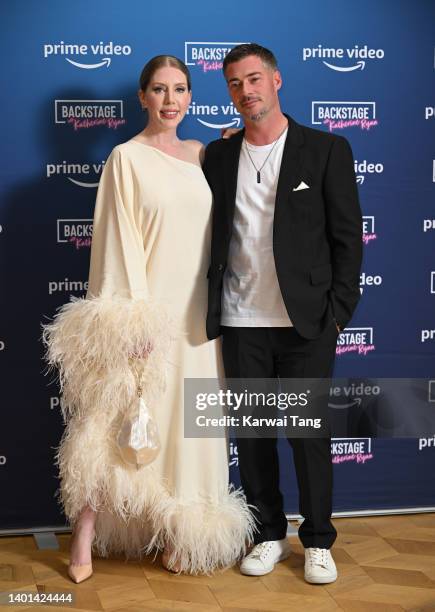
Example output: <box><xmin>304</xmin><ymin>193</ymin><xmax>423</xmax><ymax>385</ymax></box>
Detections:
<box><xmin>183</xmin><ymin>139</ymin><xmax>205</xmax><ymax>164</ymax></box>
<box><xmin>183</xmin><ymin>139</ymin><xmax>204</xmax><ymax>152</ymax></box>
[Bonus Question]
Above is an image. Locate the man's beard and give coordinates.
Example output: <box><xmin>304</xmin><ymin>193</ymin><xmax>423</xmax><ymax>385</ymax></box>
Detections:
<box><xmin>249</xmin><ymin>108</ymin><xmax>268</xmax><ymax>121</ymax></box>
<box><xmin>239</xmin><ymin>97</ymin><xmax>269</xmax><ymax>122</ymax></box>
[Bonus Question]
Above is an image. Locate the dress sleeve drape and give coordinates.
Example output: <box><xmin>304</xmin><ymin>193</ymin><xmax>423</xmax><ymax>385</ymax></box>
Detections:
<box><xmin>42</xmin><ymin>147</ymin><xmax>173</xmax><ymax>424</ymax></box>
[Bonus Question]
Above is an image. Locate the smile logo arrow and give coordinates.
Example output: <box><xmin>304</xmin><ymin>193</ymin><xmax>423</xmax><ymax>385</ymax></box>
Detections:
<box><xmin>322</xmin><ymin>60</ymin><xmax>365</xmax><ymax>72</ymax></box>
<box><xmin>197</xmin><ymin>117</ymin><xmax>241</xmax><ymax>129</ymax></box>
<box><xmin>328</xmin><ymin>397</ymin><xmax>363</xmax><ymax>409</ymax></box>
<box><xmin>65</xmin><ymin>57</ymin><xmax>111</xmax><ymax>70</ymax></box>
<box><xmin>68</xmin><ymin>178</ymin><xmax>100</xmax><ymax>188</ymax></box>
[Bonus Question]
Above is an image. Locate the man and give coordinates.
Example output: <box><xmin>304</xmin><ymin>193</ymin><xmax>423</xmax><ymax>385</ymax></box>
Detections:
<box><xmin>202</xmin><ymin>43</ymin><xmax>362</xmax><ymax>584</ymax></box>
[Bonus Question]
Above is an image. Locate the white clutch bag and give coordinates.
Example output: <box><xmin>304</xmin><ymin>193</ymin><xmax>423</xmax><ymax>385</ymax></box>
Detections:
<box><xmin>117</xmin><ymin>358</ymin><xmax>161</xmax><ymax>468</ymax></box>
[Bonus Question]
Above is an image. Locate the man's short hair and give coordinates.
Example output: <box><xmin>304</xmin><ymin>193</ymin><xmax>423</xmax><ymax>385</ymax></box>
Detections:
<box><xmin>223</xmin><ymin>43</ymin><xmax>278</xmax><ymax>75</ymax></box>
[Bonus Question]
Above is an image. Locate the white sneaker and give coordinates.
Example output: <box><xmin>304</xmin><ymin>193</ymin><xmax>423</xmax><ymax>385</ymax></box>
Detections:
<box><xmin>240</xmin><ymin>538</ymin><xmax>291</xmax><ymax>576</ymax></box>
<box><xmin>304</xmin><ymin>547</ymin><xmax>337</xmax><ymax>584</ymax></box>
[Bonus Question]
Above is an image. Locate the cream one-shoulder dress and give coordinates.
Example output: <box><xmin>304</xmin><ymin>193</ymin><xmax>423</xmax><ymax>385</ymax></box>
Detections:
<box><xmin>43</xmin><ymin>140</ymin><xmax>254</xmax><ymax>574</ymax></box>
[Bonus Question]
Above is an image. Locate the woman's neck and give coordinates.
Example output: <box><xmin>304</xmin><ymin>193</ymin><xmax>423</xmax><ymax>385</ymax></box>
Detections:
<box><xmin>139</xmin><ymin>125</ymin><xmax>180</xmax><ymax>147</ymax></box>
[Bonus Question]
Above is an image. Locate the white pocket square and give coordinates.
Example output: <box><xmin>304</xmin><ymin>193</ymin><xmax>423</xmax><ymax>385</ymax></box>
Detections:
<box><xmin>292</xmin><ymin>181</ymin><xmax>310</xmax><ymax>191</ymax></box>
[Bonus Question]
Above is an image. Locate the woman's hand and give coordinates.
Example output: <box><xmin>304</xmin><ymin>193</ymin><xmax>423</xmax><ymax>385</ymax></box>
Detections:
<box><xmin>129</xmin><ymin>341</ymin><xmax>153</xmax><ymax>359</ymax></box>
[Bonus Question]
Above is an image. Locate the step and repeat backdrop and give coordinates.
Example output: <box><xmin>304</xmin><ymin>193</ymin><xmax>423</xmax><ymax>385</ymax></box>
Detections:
<box><xmin>1</xmin><ymin>0</ymin><xmax>434</xmax><ymax>529</ymax></box>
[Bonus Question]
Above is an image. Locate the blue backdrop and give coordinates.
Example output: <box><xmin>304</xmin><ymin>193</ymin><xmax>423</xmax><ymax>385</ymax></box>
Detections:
<box><xmin>1</xmin><ymin>0</ymin><xmax>434</xmax><ymax>530</ymax></box>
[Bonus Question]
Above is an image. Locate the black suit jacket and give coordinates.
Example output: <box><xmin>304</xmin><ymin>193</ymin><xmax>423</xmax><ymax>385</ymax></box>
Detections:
<box><xmin>203</xmin><ymin>114</ymin><xmax>363</xmax><ymax>340</ymax></box>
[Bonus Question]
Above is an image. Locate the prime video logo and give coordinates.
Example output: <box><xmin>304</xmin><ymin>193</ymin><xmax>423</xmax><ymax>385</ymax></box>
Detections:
<box><xmin>50</xmin><ymin>397</ymin><xmax>60</xmax><ymax>410</ymax></box>
<box><xmin>329</xmin><ymin>383</ymin><xmax>380</xmax><ymax>410</ymax></box>
<box><xmin>312</xmin><ymin>101</ymin><xmax>377</xmax><ymax>132</ymax></box>
<box><xmin>186</xmin><ymin>100</ymin><xmax>241</xmax><ymax>130</ymax></box>
<box><xmin>359</xmin><ymin>272</ymin><xmax>382</xmax><ymax>294</ymax></box>
<box><xmin>184</xmin><ymin>42</ymin><xmax>246</xmax><ymax>72</ymax></box>
<box><xmin>354</xmin><ymin>160</ymin><xmax>384</xmax><ymax>185</ymax></box>
<box><xmin>43</xmin><ymin>41</ymin><xmax>131</xmax><ymax>69</ymax></box>
<box><xmin>302</xmin><ymin>45</ymin><xmax>384</xmax><ymax>72</ymax></box>
<box><xmin>419</xmin><ymin>436</ymin><xmax>435</xmax><ymax>451</ymax></box>
<box><xmin>48</xmin><ymin>279</ymin><xmax>88</xmax><ymax>295</ymax></box>
<box><xmin>229</xmin><ymin>441</ymin><xmax>238</xmax><ymax>467</ymax></box>
<box><xmin>46</xmin><ymin>160</ymin><xmax>105</xmax><ymax>187</ymax></box>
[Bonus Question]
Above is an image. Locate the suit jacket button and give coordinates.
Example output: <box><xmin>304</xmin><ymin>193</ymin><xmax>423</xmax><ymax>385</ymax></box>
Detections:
<box><xmin>218</xmin><ymin>264</ymin><xmax>224</xmax><ymax>271</ymax></box>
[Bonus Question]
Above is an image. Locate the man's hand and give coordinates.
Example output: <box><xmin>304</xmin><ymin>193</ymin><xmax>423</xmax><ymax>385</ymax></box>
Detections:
<box><xmin>221</xmin><ymin>127</ymin><xmax>241</xmax><ymax>139</ymax></box>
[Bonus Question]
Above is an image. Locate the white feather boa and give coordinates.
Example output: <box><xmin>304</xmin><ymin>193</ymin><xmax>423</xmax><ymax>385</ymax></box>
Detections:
<box><xmin>42</xmin><ymin>295</ymin><xmax>255</xmax><ymax>573</ymax></box>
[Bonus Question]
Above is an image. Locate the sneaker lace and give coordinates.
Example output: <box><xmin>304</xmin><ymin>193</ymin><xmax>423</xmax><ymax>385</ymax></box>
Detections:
<box><xmin>308</xmin><ymin>547</ymin><xmax>328</xmax><ymax>568</ymax></box>
<box><xmin>249</xmin><ymin>541</ymin><xmax>273</xmax><ymax>560</ymax></box>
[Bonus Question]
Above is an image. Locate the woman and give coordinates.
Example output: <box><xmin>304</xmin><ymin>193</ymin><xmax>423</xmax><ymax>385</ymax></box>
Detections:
<box><xmin>43</xmin><ymin>55</ymin><xmax>254</xmax><ymax>582</ymax></box>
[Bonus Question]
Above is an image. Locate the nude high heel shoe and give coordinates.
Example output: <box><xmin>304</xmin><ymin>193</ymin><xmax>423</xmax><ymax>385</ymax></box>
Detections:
<box><xmin>68</xmin><ymin>527</ymin><xmax>95</xmax><ymax>583</ymax></box>
<box><xmin>67</xmin><ymin>563</ymin><xmax>93</xmax><ymax>584</ymax></box>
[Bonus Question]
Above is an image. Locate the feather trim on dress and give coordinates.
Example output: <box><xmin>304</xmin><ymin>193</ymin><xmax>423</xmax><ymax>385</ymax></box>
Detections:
<box><xmin>42</xmin><ymin>295</ymin><xmax>173</xmax><ymax>423</ymax></box>
<box><xmin>93</xmin><ymin>484</ymin><xmax>256</xmax><ymax>574</ymax></box>
<box><xmin>42</xmin><ymin>295</ymin><xmax>255</xmax><ymax>573</ymax></box>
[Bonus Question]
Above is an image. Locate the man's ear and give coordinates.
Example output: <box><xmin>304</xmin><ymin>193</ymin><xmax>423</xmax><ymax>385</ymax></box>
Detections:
<box><xmin>274</xmin><ymin>69</ymin><xmax>283</xmax><ymax>92</ymax></box>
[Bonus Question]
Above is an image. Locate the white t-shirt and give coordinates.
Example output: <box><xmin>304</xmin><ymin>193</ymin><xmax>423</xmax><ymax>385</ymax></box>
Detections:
<box><xmin>221</xmin><ymin>128</ymin><xmax>293</xmax><ymax>327</ymax></box>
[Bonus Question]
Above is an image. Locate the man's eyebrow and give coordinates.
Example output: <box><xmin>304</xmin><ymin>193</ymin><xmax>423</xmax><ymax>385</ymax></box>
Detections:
<box><xmin>227</xmin><ymin>71</ymin><xmax>262</xmax><ymax>83</ymax></box>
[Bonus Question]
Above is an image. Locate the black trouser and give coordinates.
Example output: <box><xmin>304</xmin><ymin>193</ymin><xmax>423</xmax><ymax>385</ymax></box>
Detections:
<box><xmin>221</xmin><ymin>322</ymin><xmax>338</xmax><ymax>549</ymax></box>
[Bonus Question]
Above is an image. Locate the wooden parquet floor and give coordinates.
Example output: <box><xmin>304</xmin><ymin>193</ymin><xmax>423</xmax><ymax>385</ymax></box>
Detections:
<box><xmin>1</xmin><ymin>514</ymin><xmax>435</xmax><ymax>611</ymax></box>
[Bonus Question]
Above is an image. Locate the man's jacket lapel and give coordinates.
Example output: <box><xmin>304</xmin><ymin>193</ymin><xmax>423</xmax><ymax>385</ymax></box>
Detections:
<box><xmin>223</xmin><ymin>129</ymin><xmax>244</xmax><ymax>227</ymax></box>
<box><xmin>275</xmin><ymin>115</ymin><xmax>305</xmax><ymax>216</ymax></box>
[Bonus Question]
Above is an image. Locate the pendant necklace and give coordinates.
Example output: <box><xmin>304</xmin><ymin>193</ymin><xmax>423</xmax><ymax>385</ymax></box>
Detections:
<box><xmin>244</xmin><ymin>124</ymin><xmax>288</xmax><ymax>184</ymax></box>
